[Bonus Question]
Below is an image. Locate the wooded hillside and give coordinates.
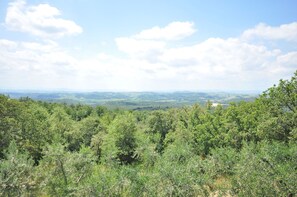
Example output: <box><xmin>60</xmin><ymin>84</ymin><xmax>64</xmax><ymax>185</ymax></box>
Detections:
<box><xmin>0</xmin><ymin>72</ymin><xmax>296</xmax><ymax>196</ymax></box>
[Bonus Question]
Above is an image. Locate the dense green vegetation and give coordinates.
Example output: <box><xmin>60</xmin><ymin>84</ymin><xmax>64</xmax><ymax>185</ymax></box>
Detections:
<box><xmin>2</xmin><ymin>91</ymin><xmax>257</xmax><ymax>109</ymax></box>
<box><xmin>0</xmin><ymin>72</ymin><xmax>296</xmax><ymax>196</ymax></box>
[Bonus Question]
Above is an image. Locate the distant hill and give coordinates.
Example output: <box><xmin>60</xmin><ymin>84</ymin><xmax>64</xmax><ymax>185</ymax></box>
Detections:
<box><xmin>1</xmin><ymin>91</ymin><xmax>257</xmax><ymax>109</ymax></box>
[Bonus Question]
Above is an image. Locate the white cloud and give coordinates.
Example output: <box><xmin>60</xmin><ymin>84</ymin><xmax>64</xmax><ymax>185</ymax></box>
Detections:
<box><xmin>0</xmin><ymin>20</ymin><xmax>296</xmax><ymax>91</ymax></box>
<box><xmin>277</xmin><ymin>51</ymin><xmax>297</xmax><ymax>66</ymax></box>
<box><xmin>5</xmin><ymin>0</ymin><xmax>82</xmax><ymax>38</ymax></box>
<box><xmin>159</xmin><ymin>38</ymin><xmax>281</xmax><ymax>72</ymax></box>
<box><xmin>0</xmin><ymin>39</ymin><xmax>18</xmax><ymax>50</ymax></box>
<box><xmin>115</xmin><ymin>37</ymin><xmax>166</xmax><ymax>59</ymax></box>
<box><xmin>111</xmin><ymin>22</ymin><xmax>296</xmax><ymax>90</ymax></box>
<box><xmin>114</xmin><ymin>21</ymin><xmax>195</xmax><ymax>60</ymax></box>
<box><xmin>134</xmin><ymin>21</ymin><xmax>196</xmax><ymax>40</ymax></box>
<box><xmin>0</xmin><ymin>39</ymin><xmax>77</xmax><ymax>84</ymax></box>
<box><xmin>242</xmin><ymin>22</ymin><xmax>297</xmax><ymax>41</ymax></box>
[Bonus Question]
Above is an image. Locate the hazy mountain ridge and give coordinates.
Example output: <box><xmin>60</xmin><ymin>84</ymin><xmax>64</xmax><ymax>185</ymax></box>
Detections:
<box><xmin>1</xmin><ymin>91</ymin><xmax>257</xmax><ymax>109</ymax></box>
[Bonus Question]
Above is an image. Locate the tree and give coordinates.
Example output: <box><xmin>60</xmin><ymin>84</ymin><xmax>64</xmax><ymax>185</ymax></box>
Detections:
<box><xmin>48</xmin><ymin>107</ymin><xmax>81</xmax><ymax>151</ymax></box>
<box><xmin>0</xmin><ymin>95</ymin><xmax>23</xmax><ymax>159</ymax></box>
<box><xmin>147</xmin><ymin>110</ymin><xmax>176</xmax><ymax>153</ymax></box>
<box><xmin>231</xmin><ymin>141</ymin><xmax>297</xmax><ymax>196</ymax></box>
<box><xmin>258</xmin><ymin>71</ymin><xmax>297</xmax><ymax>142</ymax></box>
<box><xmin>38</xmin><ymin>142</ymin><xmax>95</xmax><ymax>196</ymax></box>
<box><xmin>19</xmin><ymin>103</ymin><xmax>50</xmax><ymax>164</ymax></box>
<box><xmin>65</xmin><ymin>104</ymin><xmax>93</xmax><ymax>121</ymax></box>
<box><xmin>102</xmin><ymin>113</ymin><xmax>138</xmax><ymax>164</ymax></box>
<box><xmin>79</xmin><ymin>116</ymin><xmax>104</xmax><ymax>147</ymax></box>
<box><xmin>0</xmin><ymin>141</ymin><xmax>36</xmax><ymax>196</ymax></box>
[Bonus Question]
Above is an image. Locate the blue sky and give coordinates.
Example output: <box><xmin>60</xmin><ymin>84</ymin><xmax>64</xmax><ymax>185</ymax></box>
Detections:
<box><xmin>0</xmin><ymin>0</ymin><xmax>296</xmax><ymax>91</ymax></box>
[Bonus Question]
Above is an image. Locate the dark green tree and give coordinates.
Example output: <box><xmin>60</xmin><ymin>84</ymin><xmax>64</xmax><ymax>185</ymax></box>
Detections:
<box><xmin>0</xmin><ymin>141</ymin><xmax>36</xmax><ymax>196</ymax></box>
<box><xmin>102</xmin><ymin>113</ymin><xmax>138</xmax><ymax>164</ymax></box>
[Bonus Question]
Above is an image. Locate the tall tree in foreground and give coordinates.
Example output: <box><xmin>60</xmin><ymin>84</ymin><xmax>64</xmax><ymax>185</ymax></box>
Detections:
<box><xmin>0</xmin><ymin>141</ymin><xmax>36</xmax><ymax>196</ymax></box>
<box><xmin>258</xmin><ymin>71</ymin><xmax>297</xmax><ymax>142</ymax></box>
<box><xmin>38</xmin><ymin>142</ymin><xmax>95</xmax><ymax>196</ymax></box>
<box><xmin>102</xmin><ymin>113</ymin><xmax>138</xmax><ymax>164</ymax></box>
<box><xmin>0</xmin><ymin>96</ymin><xmax>23</xmax><ymax>159</ymax></box>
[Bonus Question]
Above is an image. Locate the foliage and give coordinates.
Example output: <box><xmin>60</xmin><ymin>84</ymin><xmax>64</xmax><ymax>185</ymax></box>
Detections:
<box><xmin>101</xmin><ymin>112</ymin><xmax>139</xmax><ymax>164</ymax></box>
<box><xmin>0</xmin><ymin>141</ymin><xmax>36</xmax><ymax>196</ymax></box>
<box><xmin>37</xmin><ymin>143</ymin><xmax>96</xmax><ymax>196</ymax></box>
<box><xmin>0</xmin><ymin>71</ymin><xmax>296</xmax><ymax>196</ymax></box>
<box><xmin>231</xmin><ymin>141</ymin><xmax>297</xmax><ymax>196</ymax></box>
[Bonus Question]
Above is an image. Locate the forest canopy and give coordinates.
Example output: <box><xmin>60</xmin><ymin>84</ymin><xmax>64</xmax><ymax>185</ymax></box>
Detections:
<box><xmin>0</xmin><ymin>71</ymin><xmax>296</xmax><ymax>196</ymax></box>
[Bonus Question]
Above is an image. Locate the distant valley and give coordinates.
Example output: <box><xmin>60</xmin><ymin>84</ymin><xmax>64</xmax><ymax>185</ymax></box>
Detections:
<box><xmin>1</xmin><ymin>91</ymin><xmax>258</xmax><ymax>109</ymax></box>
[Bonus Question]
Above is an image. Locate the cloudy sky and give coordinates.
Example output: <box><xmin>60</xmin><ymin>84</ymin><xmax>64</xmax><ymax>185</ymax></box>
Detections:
<box><xmin>0</xmin><ymin>0</ymin><xmax>296</xmax><ymax>92</ymax></box>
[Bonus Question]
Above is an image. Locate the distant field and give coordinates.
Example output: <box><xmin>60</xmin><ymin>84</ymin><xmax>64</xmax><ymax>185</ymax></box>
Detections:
<box><xmin>1</xmin><ymin>91</ymin><xmax>258</xmax><ymax>109</ymax></box>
